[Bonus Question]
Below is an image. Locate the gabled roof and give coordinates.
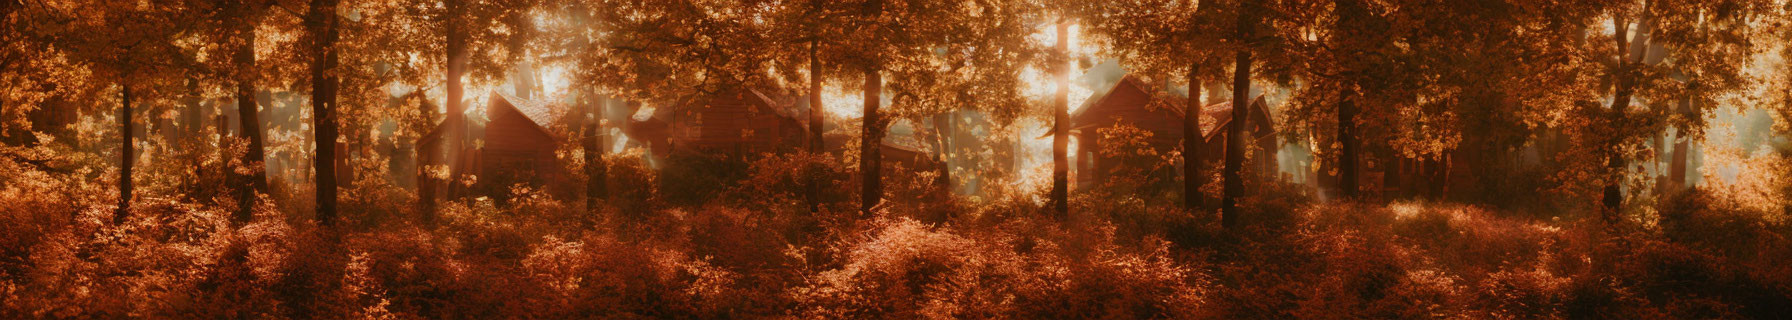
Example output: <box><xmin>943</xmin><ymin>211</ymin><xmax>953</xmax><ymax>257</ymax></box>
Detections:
<box><xmin>1199</xmin><ymin>95</ymin><xmax>1274</xmax><ymax>143</ymax></box>
<box><xmin>495</xmin><ymin>91</ymin><xmax>562</xmax><ymax>128</ymax></box>
<box><xmin>1070</xmin><ymin>75</ymin><xmax>1187</xmax><ymax>126</ymax></box>
<box><xmin>627</xmin><ymin>87</ymin><xmax>797</xmax><ymax>124</ymax></box>
<box><xmin>420</xmin><ymin>91</ymin><xmax>563</xmax><ymax>145</ymax></box>
<box><xmin>883</xmin><ymin>134</ymin><xmax>933</xmax><ymax>154</ymax></box>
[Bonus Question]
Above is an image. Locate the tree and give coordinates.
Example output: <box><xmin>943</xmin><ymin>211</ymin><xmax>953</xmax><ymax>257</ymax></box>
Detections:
<box><xmin>1073</xmin><ymin>0</ymin><xmax>1229</xmax><ymax>211</ymax></box>
<box><xmin>1280</xmin><ymin>0</ymin><xmax>1405</xmax><ymax>201</ymax></box>
<box><xmin>766</xmin><ymin>0</ymin><xmax>843</xmax><ymax>214</ymax></box>
<box><xmin>764</xmin><ymin>0</ymin><xmax>977</xmax><ymax>216</ymax></box>
<box><xmin>1220</xmin><ymin>0</ymin><xmax>1260</xmax><ymax>228</ymax></box>
<box><xmin>34</xmin><ymin>1</ymin><xmax>195</xmax><ymax>222</ymax></box>
<box><xmin>443</xmin><ymin>0</ymin><xmax>470</xmax><ymax>208</ymax></box>
<box><xmin>406</xmin><ymin>0</ymin><xmax>541</xmax><ymax>223</ymax></box>
<box><xmin>1596</xmin><ymin>0</ymin><xmax>1767</xmax><ymax>219</ymax></box>
<box><xmin>226</xmin><ymin>0</ymin><xmax>270</xmax><ymax>223</ymax></box>
<box><xmin>307</xmin><ymin>0</ymin><xmax>341</xmax><ymax>225</ymax></box>
<box><xmin>585</xmin><ymin>93</ymin><xmax>605</xmax><ymax>212</ymax></box>
<box><xmin>1051</xmin><ymin>21</ymin><xmax>1070</xmax><ymax>218</ymax></box>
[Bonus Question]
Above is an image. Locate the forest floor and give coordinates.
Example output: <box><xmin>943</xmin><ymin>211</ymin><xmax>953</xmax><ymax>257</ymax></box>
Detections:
<box><xmin>2</xmin><ymin>156</ymin><xmax>1790</xmax><ymax>318</ymax></box>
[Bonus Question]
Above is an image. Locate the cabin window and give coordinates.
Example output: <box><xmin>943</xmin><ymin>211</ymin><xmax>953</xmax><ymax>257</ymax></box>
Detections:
<box><xmin>742</xmin><ymin>128</ymin><xmax>755</xmax><ymax>138</ymax></box>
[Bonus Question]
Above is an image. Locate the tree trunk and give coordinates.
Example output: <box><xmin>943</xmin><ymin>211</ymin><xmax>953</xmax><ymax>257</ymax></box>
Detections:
<box><xmin>933</xmin><ymin>111</ymin><xmax>952</xmax><ymax>189</ymax></box>
<box><xmin>1669</xmin><ymin>98</ymin><xmax>1690</xmax><ymax>191</ymax></box>
<box><xmin>1222</xmin><ymin>2</ymin><xmax>1255</xmax><ymax>229</ymax></box>
<box><xmin>861</xmin><ymin>67</ymin><xmax>883</xmax><ymax>216</ymax></box>
<box><xmin>445</xmin><ymin>0</ymin><xmax>468</xmax><ymax>201</ymax></box>
<box><xmin>1338</xmin><ymin>86</ymin><xmax>1359</xmax><ymax>199</ymax></box>
<box><xmin>234</xmin><ymin>4</ymin><xmax>268</xmax><ymax>223</ymax></box>
<box><xmin>184</xmin><ymin>77</ymin><xmax>203</xmax><ymax>141</ymax></box>
<box><xmin>808</xmin><ymin>40</ymin><xmax>824</xmax><ymax>214</ymax></box>
<box><xmin>1335</xmin><ymin>0</ymin><xmax>1365</xmax><ymax>201</ymax></box>
<box><xmin>1603</xmin><ymin>8</ymin><xmax>1651</xmax><ymax>220</ymax></box>
<box><xmin>585</xmin><ymin>94</ymin><xmax>605</xmax><ymax>212</ymax></box>
<box><xmin>1182</xmin><ymin>66</ymin><xmax>1204</xmax><ymax>210</ymax></box>
<box><xmin>116</xmin><ymin>84</ymin><xmax>133</xmax><ymax>222</ymax></box>
<box><xmin>309</xmin><ymin>0</ymin><xmax>340</xmax><ymax>226</ymax></box>
<box><xmin>1051</xmin><ymin>21</ymin><xmax>1070</xmax><ymax>219</ymax></box>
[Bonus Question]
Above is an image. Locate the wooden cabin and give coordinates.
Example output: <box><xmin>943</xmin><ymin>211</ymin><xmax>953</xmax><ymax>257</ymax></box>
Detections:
<box><xmin>1068</xmin><ymin>76</ymin><xmax>1188</xmax><ymax>185</ymax></box>
<box><xmin>1197</xmin><ymin>95</ymin><xmax>1278</xmax><ymax>180</ymax></box>
<box><xmin>418</xmin><ymin>92</ymin><xmax>567</xmax><ymax>198</ymax></box>
<box><xmin>625</xmin><ymin>87</ymin><xmax>807</xmax><ymax>158</ymax></box>
<box><xmin>1069</xmin><ymin>75</ymin><xmax>1278</xmax><ymax>186</ymax></box>
<box><xmin>882</xmin><ymin>133</ymin><xmax>936</xmax><ymax>171</ymax></box>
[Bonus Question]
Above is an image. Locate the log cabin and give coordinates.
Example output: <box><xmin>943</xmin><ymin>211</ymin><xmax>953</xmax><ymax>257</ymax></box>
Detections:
<box><xmin>418</xmin><ymin>91</ymin><xmax>568</xmax><ymax>199</ymax></box>
<box><xmin>1068</xmin><ymin>75</ymin><xmax>1278</xmax><ymax>187</ymax></box>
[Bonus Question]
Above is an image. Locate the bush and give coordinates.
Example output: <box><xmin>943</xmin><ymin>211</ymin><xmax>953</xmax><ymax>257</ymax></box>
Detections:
<box><xmin>658</xmin><ymin>153</ymin><xmax>750</xmax><ymax>207</ymax></box>
<box><xmin>795</xmin><ymin>218</ymin><xmax>1208</xmax><ymax>319</ymax></box>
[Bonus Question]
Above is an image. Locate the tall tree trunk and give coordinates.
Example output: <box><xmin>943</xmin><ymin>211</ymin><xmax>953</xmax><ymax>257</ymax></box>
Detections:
<box><xmin>1051</xmin><ymin>21</ymin><xmax>1070</xmax><ymax>219</ymax></box>
<box><xmin>1338</xmin><ymin>86</ymin><xmax>1359</xmax><ymax>199</ymax></box>
<box><xmin>1182</xmin><ymin>66</ymin><xmax>1203</xmax><ymax>210</ymax></box>
<box><xmin>184</xmin><ymin>77</ymin><xmax>203</xmax><ymax>140</ymax></box>
<box><xmin>861</xmin><ymin>67</ymin><xmax>882</xmax><ymax>216</ymax></box>
<box><xmin>585</xmin><ymin>94</ymin><xmax>605</xmax><ymax>212</ymax></box>
<box><xmin>1335</xmin><ymin>0</ymin><xmax>1364</xmax><ymax>200</ymax></box>
<box><xmin>418</xmin><ymin>94</ymin><xmax>438</xmax><ymax>225</ymax></box>
<box><xmin>116</xmin><ymin>84</ymin><xmax>133</xmax><ymax>223</ymax></box>
<box><xmin>1669</xmin><ymin>98</ymin><xmax>1690</xmax><ymax>191</ymax></box>
<box><xmin>933</xmin><ymin>111</ymin><xmax>952</xmax><ymax>189</ymax></box>
<box><xmin>808</xmin><ymin>40</ymin><xmax>824</xmax><ymax>214</ymax></box>
<box><xmin>1222</xmin><ymin>1</ymin><xmax>1256</xmax><ymax>229</ymax></box>
<box><xmin>423</xmin><ymin>0</ymin><xmax>467</xmax><ymax>225</ymax></box>
<box><xmin>309</xmin><ymin>0</ymin><xmax>340</xmax><ymax>226</ymax></box>
<box><xmin>1603</xmin><ymin>8</ymin><xmax>1651</xmax><ymax>220</ymax></box>
<box><xmin>445</xmin><ymin>0</ymin><xmax>468</xmax><ymax>201</ymax></box>
<box><xmin>234</xmin><ymin>4</ymin><xmax>268</xmax><ymax>223</ymax></box>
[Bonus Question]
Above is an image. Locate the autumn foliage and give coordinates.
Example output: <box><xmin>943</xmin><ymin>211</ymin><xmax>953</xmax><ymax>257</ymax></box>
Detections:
<box><xmin>9</xmin><ymin>0</ymin><xmax>1792</xmax><ymax>318</ymax></box>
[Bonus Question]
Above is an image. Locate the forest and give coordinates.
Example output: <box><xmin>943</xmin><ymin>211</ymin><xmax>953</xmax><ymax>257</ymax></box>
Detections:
<box><xmin>4</xmin><ymin>0</ymin><xmax>1792</xmax><ymax>318</ymax></box>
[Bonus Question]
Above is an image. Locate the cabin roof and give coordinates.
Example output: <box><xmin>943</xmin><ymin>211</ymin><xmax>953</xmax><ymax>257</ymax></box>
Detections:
<box><xmin>629</xmin><ymin>87</ymin><xmax>796</xmax><ymax>124</ymax></box>
<box><xmin>883</xmin><ymin>133</ymin><xmax>932</xmax><ymax>154</ymax></box>
<box><xmin>1199</xmin><ymin>95</ymin><xmax>1275</xmax><ymax>143</ymax></box>
<box><xmin>420</xmin><ymin>91</ymin><xmax>562</xmax><ymax>145</ymax></box>
<box><xmin>1070</xmin><ymin>75</ymin><xmax>1187</xmax><ymax>126</ymax></box>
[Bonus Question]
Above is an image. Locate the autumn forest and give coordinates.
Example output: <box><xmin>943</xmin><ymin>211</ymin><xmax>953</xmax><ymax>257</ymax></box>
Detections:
<box><xmin>4</xmin><ymin>0</ymin><xmax>1792</xmax><ymax>318</ymax></box>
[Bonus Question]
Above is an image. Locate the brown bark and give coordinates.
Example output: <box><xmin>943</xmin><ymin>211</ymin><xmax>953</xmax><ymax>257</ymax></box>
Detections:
<box><xmin>1669</xmin><ymin>99</ymin><xmax>1691</xmax><ymax>191</ymax></box>
<box><xmin>585</xmin><ymin>95</ymin><xmax>605</xmax><ymax>212</ymax></box>
<box><xmin>308</xmin><ymin>0</ymin><xmax>340</xmax><ymax>226</ymax></box>
<box><xmin>444</xmin><ymin>0</ymin><xmax>468</xmax><ymax>201</ymax></box>
<box><xmin>1222</xmin><ymin>1</ymin><xmax>1255</xmax><ymax>229</ymax></box>
<box><xmin>1335</xmin><ymin>0</ymin><xmax>1365</xmax><ymax>200</ymax></box>
<box><xmin>1182</xmin><ymin>66</ymin><xmax>1204</xmax><ymax>210</ymax></box>
<box><xmin>1603</xmin><ymin>7</ymin><xmax>1652</xmax><ymax>220</ymax></box>
<box><xmin>233</xmin><ymin>3</ymin><xmax>268</xmax><ymax>223</ymax></box>
<box><xmin>1338</xmin><ymin>86</ymin><xmax>1359</xmax><ymax>199</ymax></box>
<box><xmin>116</xmin><ymin>84</ymin><xmax>133</xmax><ymax>223</ymax></box>
<box><xmin>184</xmin><ymin>77</ymin><xmax>203</xmax><ymax>140</ymax></box>
<box><xmin>933</xmin><ymin>112</ymin><xmax>952</xmax><ymax>188</ymax></box>
<box><xmin>861</xmin><ymin>67</ymin><xmax>882</xmax><ymax>216</ymax></box>
<box><xmin>1051</xmin><ymin>21</ymin><xmax>1070</xmax><ymax>219</ymax></box>
<box><xmin>808</xmin><ymin>40</ymin><xmax>824</xmax><ymax>214</ymax></box>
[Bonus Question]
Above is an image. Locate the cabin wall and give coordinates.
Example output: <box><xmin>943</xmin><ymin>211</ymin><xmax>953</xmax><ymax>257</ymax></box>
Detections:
<box><xmin>668</xmin><ymin>91</ymin><xmax>801</xmax><ymax>155</ymax></box>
